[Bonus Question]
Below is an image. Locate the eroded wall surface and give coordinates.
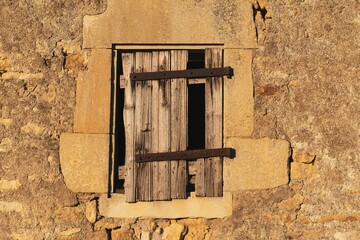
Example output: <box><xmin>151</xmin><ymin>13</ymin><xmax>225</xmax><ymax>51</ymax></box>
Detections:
<box><xmin>0</xmin><ymin>0</ymin><xmax>359</xmax><ymax>239</ymax></box>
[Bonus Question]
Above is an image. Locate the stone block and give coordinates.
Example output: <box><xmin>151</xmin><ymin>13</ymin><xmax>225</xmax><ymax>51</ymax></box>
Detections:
<box><xmin>54</xmin><ymin>206</ymin><xmax>84</xmax><ymax>225</ymax></box>
<box><xmin>290</xmin><ymin>162</ymin><xmax>319</xmax><ymax>180</ymax></box>
<box><xmin>0</xmin><ymin>201</ymin><xmax>23</xmax><ymax>212</ymax></box>
<box><xmin>83</xmin><ymin>0</ymin><xmax>256</xmax><ymax>49</ymax></box>
<box><xmin>0</xmin><ymin>118</ymin><xmax>13</xmax><ymax>129</ymax></box>
<box><xmin>60</xmin><ymin>228</ymin><xmax>81</xmax><ymax>236</ymax></box>
<box><xmin>10</xmin><ymin>233</ymin><xmax>32</xmax><ymax>240</ymax></box>
<box><xmin>180</xmin><ymin>219</ymin><xmax>208</xmax><ymax>240</ymax></box>
<box><xmin>1</xmin><ymin>72</ymin><xmax>44</xmax><ymax>80</ymax></box>
<box><xmin>224</xmin><ymin>138</ymin><xmax>290</xmax><ymax>191</ymax></box>
<box><xmin>99</xmin><ymin>192</ymin><xmax>232</xmax><ymax>219</ymax></box>
<box><xmin>277</xmin><ymin>193</ymin><xmax>304</xmax><ymax>211</ymax></box>
<box><xmin>0</xmin><ymin>179</ymin><xmax>21</xmax><ymax>190</ymax></box>
<box><xmin>73</xmin><ymin>49</ymin><xmax>111</xmax><ymax>134</ymax></box>
<box><xmin>224</xmin><ymin>49</ymin><xmax>254</xmax><ymax>138</ymax></box>
<box><xmin>59</xmin><ymin>133</ymin><xmax>109</xmax><ymax>193</ymax></box>
<box><xmin>85</xmin><ymin>200</ymin><xmax>97</xmax><ymax>223</ymax></box>
<box><xmin>162</xmin><ymin>223</ymin><xmax>186</xmax><ymax>240</ymax></box>
<box><xmin>85</xmin><ymin>230</ymin><xmax>108</xmax><ymax>240</ymax></box>
<box><xmin>292</xmin><ymin>148</ymin><xmax>316</xmax><ymax>163</ymax></box>
<box><xmin>0</xmin><ymin>138</ymin><xmax>12</xmax><ymax>153</ymax></box>
<box><xmin>21</xmin><ymin>123</ymin><xmax>45</xmax><ymax>135</ymax></box>
<box><xmin>111</xmin><ymin>228</ymin><xmax>134</xmax><ymax>240</ymax></box>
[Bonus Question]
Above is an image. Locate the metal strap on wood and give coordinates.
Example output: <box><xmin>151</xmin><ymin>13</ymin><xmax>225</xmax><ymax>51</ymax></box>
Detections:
<box><xmin>135</xmin><ymin>148</ymin><xmax>235</xmax><ymax>163</ymax></box>
<box><xmin>130</xmin><ymin>66</ymin><xmax>234</xmax><ymax>81</ymax></box>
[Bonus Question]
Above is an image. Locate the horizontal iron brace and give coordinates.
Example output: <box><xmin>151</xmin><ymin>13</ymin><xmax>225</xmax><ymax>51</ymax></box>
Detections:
<box><xmin>135</xmin><ymin>148</ymin><xmax>236</xmax><ymax>163</ymax></box>
<box><xmin>130</xmin><ymin>66</ymin><xmax>234</xmax><ymax>81</ymax></box>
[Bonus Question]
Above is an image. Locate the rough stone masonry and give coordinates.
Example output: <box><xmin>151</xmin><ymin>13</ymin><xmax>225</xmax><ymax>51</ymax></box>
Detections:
<box><xmin>1</xmin><ymin>0</ymin><xmax>359</xmax><ymax>239</ymax></box>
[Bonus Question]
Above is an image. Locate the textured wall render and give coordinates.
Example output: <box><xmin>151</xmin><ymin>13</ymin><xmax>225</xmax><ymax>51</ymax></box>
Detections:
<box><xmin>1</xmin><ymin>0</ymin><xmax>359</xmax><ymax>239</ymax></box>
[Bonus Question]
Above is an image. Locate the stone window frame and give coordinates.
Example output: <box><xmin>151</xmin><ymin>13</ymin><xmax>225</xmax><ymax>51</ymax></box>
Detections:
<box><xmin>59</xmin><ymin>0</ymin><xmax>290</xmax><ymax>219</ymax></box>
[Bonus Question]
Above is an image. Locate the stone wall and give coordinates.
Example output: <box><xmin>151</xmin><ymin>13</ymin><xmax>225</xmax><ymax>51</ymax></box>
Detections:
<box><xmin>0</xmin><ymin>0</ymin><xmax>359</xmax><ymax>239</ymax></box>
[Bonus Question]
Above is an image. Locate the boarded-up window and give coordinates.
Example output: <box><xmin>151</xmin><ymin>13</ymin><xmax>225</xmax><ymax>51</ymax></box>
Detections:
<box><xmin>120</xmin><ymin>48</ymin><xmax>224</xmax><ymax>203</ymax></box>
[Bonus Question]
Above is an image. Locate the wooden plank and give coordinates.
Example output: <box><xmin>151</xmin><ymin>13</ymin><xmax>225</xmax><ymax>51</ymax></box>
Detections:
<box><xmin>122</xmin><ymin>52</ymin><xmax>136</xmax><ymax>203</ymax></box>
<box><xmin>205</xmin><ymin>48</ymin><xmax>223</xmax><ymax>197</ymax></box>
<box><xmin>196</xmin><ymin>48</ymin><xmax>224</xmax><ymax>197</ymax></box>
<box><xmin>195</xmin><ymin>157</ymin><xmax>206</xmax><ymax>196</ymax></box>
<box><xmin>135</xmin><ymin>52</ymin><xmax>153</xmax><ymax>201</ymax></box>
<box><xmin>157</xmin><ymin>51</ymin><xmax>172</xmax><ymax>200</ymax></box>
<box><xmin>151</xmin><ymin>51</ymin><xmax>161</xmax><ymax>200</ymax></box>
<box><xmin>118</xmin><ymin>161</ymin><xmax>197</xmax><ymax>180</ymax></box>
<box><xmin>170</xmin><ymin>50</ymin><xmax>188</xmax><ymax>199</ymax></box>
<box><xmin>188</xmin><ymin>78</ymin><xmax>206</xmax><ymax>85</ymax></box>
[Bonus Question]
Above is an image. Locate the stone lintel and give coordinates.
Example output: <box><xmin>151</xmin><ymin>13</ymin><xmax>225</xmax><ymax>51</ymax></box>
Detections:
<box><xmin>74</xmin><ymin>49</ymin><xmax>111</xmax><ymax>134</ymax></box>
<box><xmin>99</xmin><ymin>192</ymin><xmax>232</xmax><ymax>219</ymax></box>
<box><xmin>224</xmin><ymin>137</ymin><xmax>291</xmax><ymax>191</ymax></box>
<box><xmin>83</xmin><ymin>0</ymin><xmax>256</xmax><ymax>49</ymax></box>
<box><xmin>60</xmin><ymin>133</ymin><xmax>110</xmax><ymax>193</ymax></box>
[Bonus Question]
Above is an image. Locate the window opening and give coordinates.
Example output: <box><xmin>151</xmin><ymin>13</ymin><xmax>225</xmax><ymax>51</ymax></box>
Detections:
<box><xmin>114</xmin><ymin>53</ymin><xmax>125</xmax><ymax>193</ymax></box>
<box><xmin>113</xmin><ymin>47</ymin><xmax>232</xmax><ymax>201</ymax></box>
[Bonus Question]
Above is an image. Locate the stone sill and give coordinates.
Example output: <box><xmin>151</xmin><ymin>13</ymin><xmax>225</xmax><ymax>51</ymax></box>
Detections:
<box><xmin>99</xmin><ymin>192</ymin><xmax>232</xmax><ymax>219</ymax></box>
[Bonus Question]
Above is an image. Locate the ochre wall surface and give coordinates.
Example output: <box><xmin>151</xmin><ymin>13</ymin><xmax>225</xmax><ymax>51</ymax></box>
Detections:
<box><xmin>0</xmin><ymin>0</ymin><xmax>359</xmax><ymax>239</ymax></box>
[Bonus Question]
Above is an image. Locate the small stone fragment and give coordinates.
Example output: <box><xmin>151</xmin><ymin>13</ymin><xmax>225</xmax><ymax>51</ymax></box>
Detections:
<box><xmin>334</xmin><ymin>231</ymin><xmax>359</xmax><ymax>240</ymax></box>
<box><xmin>162</xmin><ymin>222</ymin><xmax>187</xmax><ymax>240</ymax></box>
<box><xmin>10</xmin><ymin>233</ymin><xmax>32</xmax><ymax>240</ymax></box>
<box><xmin>21</xmin><ymin>123</ymin><xmax>45</xmax><ymax>135</ymax></box>
<box><xmin>277</xmin><ymin>193</ymin><xmax>304</xmax><ymax>211</ymax></box>
<box><xmin>0</xmin><ymin>138</ymin><xmax>12</xmax><ymax>152</ymax></box>
<box><xmin>292</xmin><ymin>148</ymin><xmax>316</xmax><ymax>163</ymax></box>
<box><xmin>180</xmin><ymin>219</ymin><xmax>209</xmax><ymax>240</ymax></box>
<box><xmin>0</xmin><ymin>118</ymin><xmax>13</xmax><ymax>129</ymax></box>
<box><xmin>85</xmin><ymin>230</ymin><xmax>108</xmax><ymax>240</ymax></box>
<box><xmin>65</xmin><ymin>53</ymin><xmax>84</xmax><ymax>70</ymax></box>
<box><xmin>0</xmin><ymin>201</ymin><xmax>23</xmax><ymax>212</ymax></box>
<box><xmin>40</xmin><ymin>84</ymin><xmax>56</xmax><ymax>102</ymax></box>
<box><xmin>0</xmin><ymin>179</ymin><xmax>21</xmax><ymax>190</ymax></box>
<box><xmin>291</xmin><ymin>162</ymin><xmax>319</xmax><ymax>180</ymax></box>
<box><xmin>54</xmin><ymin>206</ymin><xmax>83</xmax><ymax>225</ymax></box>
<box><xmin>2</xmin><ymin>72</ymin><xmax>44</xmax><ymax>80</ymax></box>
<box><xmin>141</xmin><ymin>231</ymin><xmax>151</xmax><ymax>240</ymax></box>
<box><xmin>111</xmin><ymin>228</ymin><xmax>134</xmax><ymax>240</ymax></box>
<box><xmin>85</xmin><ymin>200</ymin><xmax>97</xmax><ymax>223</ymax></box>
<box><xmin>60</xmin><ymin>228</ymin><xmax>81</xmax><ymax>236</ymax></box>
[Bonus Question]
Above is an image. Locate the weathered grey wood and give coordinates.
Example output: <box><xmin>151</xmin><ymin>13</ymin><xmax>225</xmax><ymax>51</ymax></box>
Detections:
<box><xmin>157</xmin><ymin>51</ymin><xmax>172</xmax><ymax>200</ymax></box>
<box><xmin>170</xmin><ymin>50</ymin><xmax>188</xmax><ymax>199</ymax></box>
<box><xmin>135</xmin><ymin>52</ymin><xmax>153</xmax><ymax>201</ymax></box>
<box><xmin>195</xmin><ymin>157</ymin><xmax>206</xmax><ymax>196</ymax></box>
<box><xmin>196</xmin><ymin>48</ymin><xmax>223</xmax><ymax>197</ymax></box>
<box><xmin>151</xmin><ymin>51</ymin><xmax>161</xmax><ymax>200</ymax></box>
<box><xmin>122</xmin><ymin>53</ymin><xmax>136</xmax><ymax>203</ymax></box>
<box><xmin>188</xmin><ymin>78</ymin><xmax>206</xmax><ymax>85</ymax></box>
<box><xmin>206</xmin><ymin>48</ymin><xmax>223</xmax><ymax>197</ymax></box>
<box><xmin>119</xmin><ymin>161</ymin><xmax>197</xmax><ymax>180</ymax></box>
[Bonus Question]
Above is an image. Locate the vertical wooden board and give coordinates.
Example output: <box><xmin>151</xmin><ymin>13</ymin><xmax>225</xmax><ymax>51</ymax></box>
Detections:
<box><xmin>170</xmin><ymin>50</ymin><xmax>188</xmax><ymax>199</ymax></box>
<box><xmin>195</xmin><ymin>157</ymin><xmax>206</xmax><ymax>197</ymax></box>
<box><xmin>204</xmin><ymin>48</ymin><xmax>224</xmax><ymax>197</ymax></box>
<box><xmin>157</xmin><ymin>51</ymin><xmax>172</xmax><ymax>200</ymax></box>
<box><xmin>151</xmin><ymin>51</ymin><xmax>161</xmax><ymax>200</ymax></box>
<box><xmin>122</xmin><ymin>52</ymin><xmax>136</xmax><ymax>203</ymax></box>
<box><xmin>135</xmin><ymin>52</ymin><xmax>153</xmax><ymax>201</ymax></box>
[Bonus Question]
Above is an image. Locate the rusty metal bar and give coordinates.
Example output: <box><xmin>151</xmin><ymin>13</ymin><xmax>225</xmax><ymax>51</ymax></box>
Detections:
<box><xmin>130</xmin><ymin>66</ymin><xmax>234</xmax><ymax>81</ymax></box>
<box><xmin>135</xmin><ymin>148</ymin><xmax>235</xmax><ymax>163</ymax></box>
